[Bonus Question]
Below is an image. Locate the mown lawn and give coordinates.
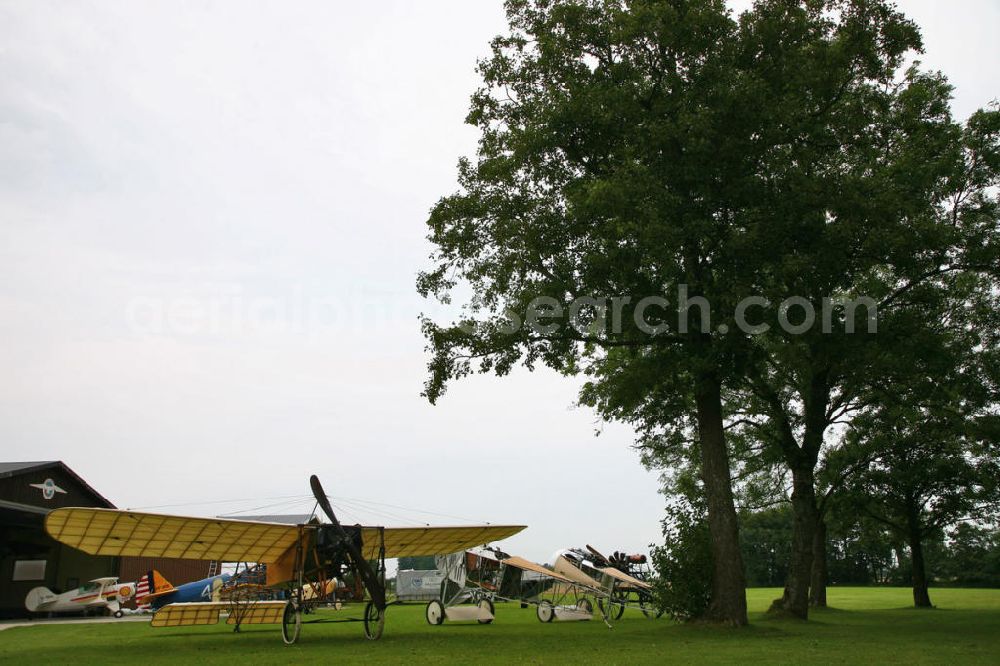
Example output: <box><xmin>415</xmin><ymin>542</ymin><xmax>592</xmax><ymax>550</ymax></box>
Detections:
<box><xmin>1</xmin><ymin>587</ymin><xmax>997</xmax><ymax>664</ymax></box>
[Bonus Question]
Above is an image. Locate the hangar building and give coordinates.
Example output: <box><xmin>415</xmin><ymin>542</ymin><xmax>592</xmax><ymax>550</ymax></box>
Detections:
<box><xmin>0</xmin><ymin>461</ymin><xmax>117</xmax><ymax>618</ymax></box>
<box><xmin>1</xmin><ymin>461</ymin><xmax>218</xmax><ymax>617</ymax></box>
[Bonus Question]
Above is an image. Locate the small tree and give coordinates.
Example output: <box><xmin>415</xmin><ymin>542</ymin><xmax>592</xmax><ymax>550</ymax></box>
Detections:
<box><xmin>844</xmin><ymin>406</ymin><xmax>1000</xmax><ymax>607</ymax></box>
<box><xmin>824</xmin><ymin>513</ymin><xmax>896</xmax><ymax>585</ymax></box>
<box><xmin>740</xmin><ymin>506</ymin><xmax>793</xmax><ymax>587</ymax></box>
<box><xmin>651</xmin><ymin>499</ymin><xmax>714</xmax><ymax>621</ymax></box>
<box><xmin>936</xmin><ymin>524</ymin><xmax>1000</xmax><ymax>587</ymax></box>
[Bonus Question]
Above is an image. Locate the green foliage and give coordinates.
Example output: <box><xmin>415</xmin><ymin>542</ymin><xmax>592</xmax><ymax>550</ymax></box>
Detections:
<box><xmin>825</xmin><ymin>516</ymin><xmax>896</xmax><ymax>585</ymax></box>
<box><xmin>418</xmin><ymin>0</ymin><xmax>1000</xmax><ymax>620</ymax></box>
<box><xmin>740</xmin><ymin>505</ymin><xmax>897</xmax><ymax>587</ymax></box>
<box><xmin>931</xmin><ymin>524</ymin><xmax>1000</xmax><ymax>588</ymax></box>
<box><xmin>842</xmin><ymin>397</ymin><xmax>1000</xmax><ymax>553</ymax></box>
<box><xmin>396</xmin><ymin>556</ymin><xmax>437</xmax><ymax>571</ymax></box>
<box><xmin>418</xmin><ymin>0</ymin><xmax>755</xmax><ymax>408</ymax></box>
<box><xmin>650</xmin><ymin>501</ymin><xmax>713</xmax><ymax>621</ymax></box>
<box><xmin>740</xmin><ymin>506</ymin><xmax>792</xmax><ymax>587</ymax></box>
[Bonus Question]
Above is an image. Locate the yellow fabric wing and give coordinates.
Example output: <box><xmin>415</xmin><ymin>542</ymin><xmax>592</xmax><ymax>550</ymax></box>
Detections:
<box><xmin>46</xmin><ymin>508</ymin><xmax>524</xmax><ymax>564</ymax></box>
<box><xmin>226</xmin><ymin>601</ymin><xmax>287</xmax><ymax>625</ymax></box>
<box><xmin>502</xmin><ymin>555</ymin><xmax>575</xmax><ymax>583</ymax></box>
<box><xmin>503</xmin><ymin>555</ymin><xmax>607</xmax><ymax>595</ymax></box>
<box><xmin>45</xmin><ymin>508</ymin><xmax>301</xmax><ymax>562</ymax></box>
<box><xmin>360</xmin><ymin>524</ymin><xmax>526</xmax><ymax>560</ymax></box>
<box><xmin>553</xmin><ymin>555</ymin><xmax>603</xmax><ymax>587</ymax></box>
<box><xmin>151</xmin><ymin>602</ymin><xmax>226</xmax><ymax>627</ymax></box>
<box><xmin>600</xmin><ymin>566</ymin><xmax>652</xmax><ymax>590</ymax></box>
<box><xmin>150</xmin><ymin>601</ymin><xmax>286</xmax><ymax>627</ymax></box>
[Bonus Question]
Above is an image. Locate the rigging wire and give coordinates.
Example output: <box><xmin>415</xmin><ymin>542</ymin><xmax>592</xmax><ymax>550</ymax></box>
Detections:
<box><xmin>331</xmin><ymin>497</ymin><xmax>420</xmax><ymax>526</ymax></box>
<box><xmin>125</xmin><ymin>490</ymin><xmax>492</xmax><ymax>526</ymax></box>
<box><xmin>328</xmin><ymin>500</ymin><xmax>363</xmax><ymax>525</ymax></box>
<box><xmin>126</xmin><ymin>494</ymin><xmax>313</xmax><ymax>511</ymax></box>
<box><xmin>331</xmin><ymin>496</ymin><xmax>428</xmax><ymax>527</ymax></box>
<box><xmin>220</xmin><ymin>497</ymin><xmax>318</xmax><ymax>517</ymax></box>
<box><xmin>330</xmin><ymin>495</ymin><xmax>486</xmax><ymax>524</ymax></box>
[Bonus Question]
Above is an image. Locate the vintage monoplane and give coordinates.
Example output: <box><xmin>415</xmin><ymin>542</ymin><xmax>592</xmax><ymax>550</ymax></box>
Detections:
<box><xmin>554</xmin><ymin>545</ymin><xmax>660</xmax><ymax>619</ymax></box>
<box><xmin>426</xmin><ymin>548</ymin><xmax>613</xmax><ymax>626</ymax></box>
<box><xmin>44</xmin><ymin>475</ymin><xmax>525</xmax><ymax>643</ymax></box>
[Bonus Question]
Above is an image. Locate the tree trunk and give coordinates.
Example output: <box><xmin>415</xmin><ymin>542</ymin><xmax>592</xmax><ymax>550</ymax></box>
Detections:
<box><xmin>809</xmin><ymin>516</ymin><xmax>827</xmax><ymax>607</ymax></box>
<box><xmin>769</xmin><ymin>465</ymin><xmax>818</xmax><ymax>619</ymax></box>
<box><xmin>759</xmin><ymin>367</ymin><xmax>830</xmax><ymax>620</ymax></box>
<box><xmin>694</xmin><ymin>373</ymin><xmax>748</xmax><ymax>626</ymax></box>
<box><xmin>909</xmin><ymin>531</ymin><xmax>932</xmax><ymax>608</ymax></box>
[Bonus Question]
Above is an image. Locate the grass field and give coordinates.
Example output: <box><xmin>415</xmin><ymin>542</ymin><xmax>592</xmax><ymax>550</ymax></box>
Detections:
<box><xmin>2</xmin><ymin>588</ymin><xmax>998</xmax><ymax>664</ymax></box>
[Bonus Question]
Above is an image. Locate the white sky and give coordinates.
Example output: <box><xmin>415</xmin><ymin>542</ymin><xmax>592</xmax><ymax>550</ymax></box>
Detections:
<box><xmin>1</xmin><ymin>0</ymin><xmax>997</xmax><ymax>565</ymax></box>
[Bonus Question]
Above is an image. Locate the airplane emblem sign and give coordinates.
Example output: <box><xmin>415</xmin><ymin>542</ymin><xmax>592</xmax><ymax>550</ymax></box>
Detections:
<box><xmin>29</xmin><ymin>478</ymin><xmax>67</xmax><ymax>500</ymax></box>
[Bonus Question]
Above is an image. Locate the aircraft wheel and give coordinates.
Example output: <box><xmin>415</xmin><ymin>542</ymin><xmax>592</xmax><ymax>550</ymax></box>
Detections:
<box><xmin>363</xmin><ymin>601</ymin><xmax>385</xmax><ymax>640</ymax></box>
<box><xmin>577</xmin><ymin>598</ymin><xmax>593</xmax><ymax>614</ymax></box>
<box><xmin>477</xmin><ymin>598</ymin><xmax>494</xmax><ymax>624</ymax></box>
<box><xmin>113</xmin><ymin>609</ymin><xmax>124</xmax><ymax>619</ymax></box>
<box><xmin>536</xmin><ymin>600</ymin><xmax>555</xmax><ymax>623</ymax></box>
<box><xmin>281</xmin><ymin>601</ymin><xmax>301</xmax><ymax>645</ymax></box>
<box><xmin>425</xmin><ymin>599</ymin><xmax>445</xmax><ymax>625</ymax></box>
<box><xmin>598</xmin><ymin>598</ymin><xmax>625</xmax><ymax>621</ymax></box>
<box><xmin>640</xmin><ymin>598</ymin><xmax>663</xmax><ymax>619</ymax></box>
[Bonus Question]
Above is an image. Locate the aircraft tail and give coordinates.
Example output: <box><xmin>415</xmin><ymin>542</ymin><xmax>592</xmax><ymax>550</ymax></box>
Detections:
<box><xmin>135</xmin><ymin>570</ymin><xmax>176</xmax><ymax>602</ymax></box>
<box><xmin>24</xmin><ymin>586</ymin><xmax>55</xmax><ymax>612</ymax></box>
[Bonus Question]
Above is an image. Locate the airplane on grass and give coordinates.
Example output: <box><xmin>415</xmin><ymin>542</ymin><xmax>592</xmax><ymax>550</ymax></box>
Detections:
<box><xmin>43</xmin><ymin>475</ymin><xmax>525</xmax><ymax>644</ymax></box>
<box><xmin>135</xmin><ymin>569</ymin><xmax>230</xmax><ymax>609</ymax></box>
<box><xmin>426</xmin><ymin>548</ymin><xmax>613</xmax><ymax>626</ymax></box>
<box><xmin>25</xmin><ymin>577</ymin><xmax>132</xmax><ymax>618</ymax></box>
<box><xmin>554</xmin><ymin>545</ymin><xmax>660</xmax><ymax>619</ymax></box>
<box><xmin>424</xmin><ymin>543</ymin><xmax>660</xmax><ymax>627</ymax></box>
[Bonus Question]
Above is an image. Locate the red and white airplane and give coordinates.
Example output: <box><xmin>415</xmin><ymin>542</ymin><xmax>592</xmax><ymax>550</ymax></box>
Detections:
<box><xmin>25</xmin><ymin>577</ymin><xmax>134</xmax><ymax>617</ymax></box>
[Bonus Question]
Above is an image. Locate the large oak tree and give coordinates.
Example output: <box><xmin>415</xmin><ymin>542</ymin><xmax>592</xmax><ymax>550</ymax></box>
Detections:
<box><xmin>418</xmin><ymin>0</ymin><xmax>999</xmax><ymax>624</ymax></box>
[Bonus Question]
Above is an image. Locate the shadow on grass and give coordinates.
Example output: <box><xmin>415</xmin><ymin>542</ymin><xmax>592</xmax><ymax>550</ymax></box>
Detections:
<box><xmin>680</xmin><ymin>620</ymin><xmax>788</xmax><ymax>639</ymax></box>
<box><xmin>145</xmin><ymin>630</ymin><xmax>259</xmax><ymax>640</ymax></box>
<box><xmin>806</xmin><ymin>605</ymin><xmax>847</xmax><ymax>613</ymax></box>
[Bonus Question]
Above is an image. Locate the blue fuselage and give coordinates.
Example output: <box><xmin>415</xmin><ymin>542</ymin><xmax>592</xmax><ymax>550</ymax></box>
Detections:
<box><xmin>150</xmin><ymin>574</ymin><xmax>231</xmax><ymax>610</ymax></box>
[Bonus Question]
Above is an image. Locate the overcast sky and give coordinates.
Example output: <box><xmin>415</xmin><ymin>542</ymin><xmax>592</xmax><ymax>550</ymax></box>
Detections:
<box><xmin>2</xmin><ymin>0</ymin><xmax>998</xmax><ymax>565</ymax></box>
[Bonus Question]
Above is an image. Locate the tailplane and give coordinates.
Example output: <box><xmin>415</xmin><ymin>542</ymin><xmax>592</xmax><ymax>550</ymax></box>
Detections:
<box><xmin>24</xmin><ymin>586</ymin><xmax>55</xmax><ymax>612</ymax></box>
<box><xmin>136</xmin><ymin>570</ymin><xmax>176</xmax><ymax>602</ymax></box>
